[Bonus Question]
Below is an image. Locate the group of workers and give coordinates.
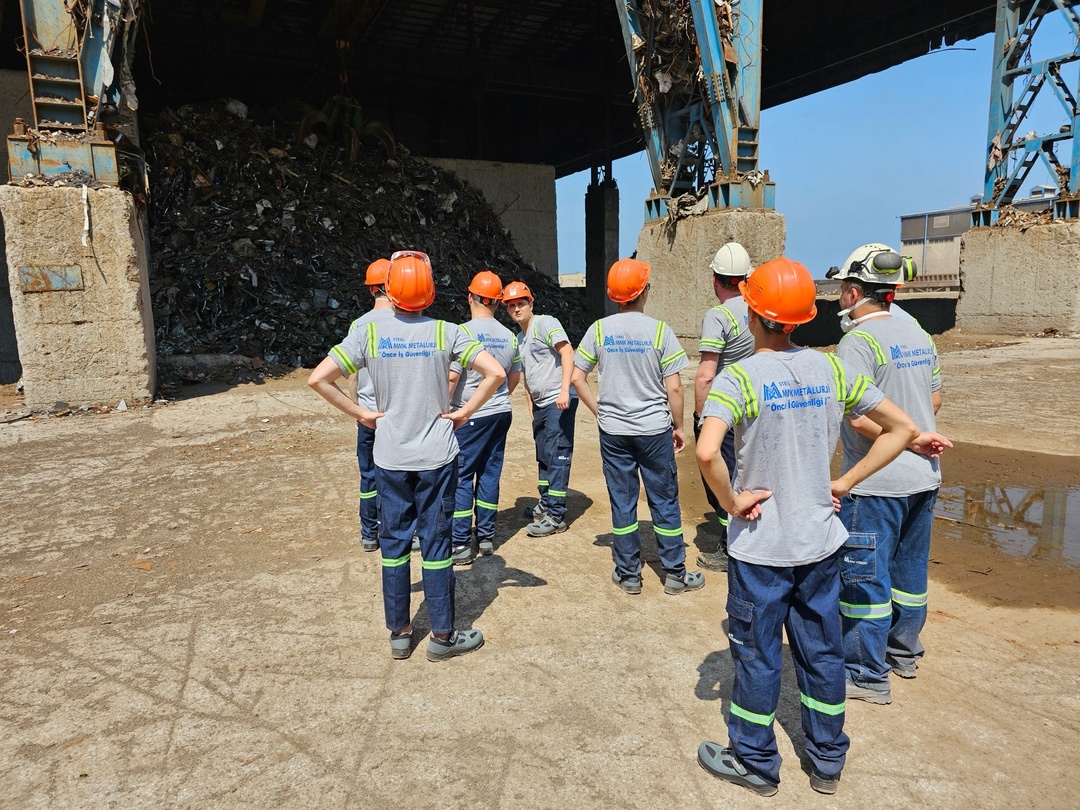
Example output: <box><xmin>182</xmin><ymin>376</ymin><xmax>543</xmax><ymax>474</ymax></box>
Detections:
<box><xmin>307</xmin><ymin>241</ymin><xmax>949</xmax><ymax>796</ymax></box>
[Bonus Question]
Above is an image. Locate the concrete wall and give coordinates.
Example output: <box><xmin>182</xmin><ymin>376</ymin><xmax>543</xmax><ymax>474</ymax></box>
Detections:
<box><xmin>959</xmin><ymin>223</ymin><xmax>1080</xmax><ymax>334</ymax></box>
<box><xmin>0</xmin><ymin>186</ymin><xmax>156</xmax><ymax>408</ymax></box>
<box><xmin>634</xmin><ymin>210</ymin><xmax>786</xmax><ymax>337</ymax></box>
<box><xmin>425</xmin><ymin>158</ymin><xmax>558</xmax><ymax>277</ymax></box>
<box><xmin>0</xmin><ymin>69</ymin><xmax>35</xmax><ymax>382</ymax></box>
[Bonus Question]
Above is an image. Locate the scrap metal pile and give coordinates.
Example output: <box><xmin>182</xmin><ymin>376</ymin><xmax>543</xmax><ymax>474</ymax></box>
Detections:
<box><xmin>145</xmin><ymin>102</ymin><xmax>587</xmax><ymax>375</ymax></box>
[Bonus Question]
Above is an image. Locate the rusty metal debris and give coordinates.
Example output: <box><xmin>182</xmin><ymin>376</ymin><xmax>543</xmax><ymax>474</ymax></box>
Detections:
<box><xmin>145</xmin><ymin>102</ymin><xmax>589</xmax><ymax>381</ymax></box>
<box><xmin>993</xmin><ymin>204</ymin><xmax>1054</xmax><ymax>230</ymax></box>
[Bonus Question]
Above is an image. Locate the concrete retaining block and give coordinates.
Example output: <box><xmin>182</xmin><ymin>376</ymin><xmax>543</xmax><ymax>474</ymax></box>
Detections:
<box><xmin>633</xmin><ymin>209</ymin><xmax>786</xmax><ymax>337</ymax></box>
<box><xmin>959</xmin><ymin>223</ymin><xmax>1080</xmax><ymax>334</ymax></box>
<box><xmin>0</xmin><ymin>185</ymin><xmax>156</xmax><ymax>408</ymax></box>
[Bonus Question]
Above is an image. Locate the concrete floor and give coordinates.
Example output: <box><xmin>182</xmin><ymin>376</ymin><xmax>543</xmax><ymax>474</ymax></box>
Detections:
<box><xmin>2</xmin><ymin>339</ymin><xmax>1079</xmax><ymax>808</ymax></box>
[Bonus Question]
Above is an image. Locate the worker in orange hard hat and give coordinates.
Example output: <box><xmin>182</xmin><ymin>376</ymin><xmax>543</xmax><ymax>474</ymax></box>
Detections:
<box><xmin>503</xmin><ymin>279</ymin><xmax>579</xmax><ymax>537</ymax></box>
<box><xmin>571</xmin><ymin>258</ymin><xmax>703</xmax><ymax>596</ymax></box>
<box><xmin>694</xmin><ymin>257</ymin><xmax>922</xmax><ymax>798</ymax></box>
<box><xmin>447</xmin><ymin>270</ymin><xmax>522</xmax><ymax>564</ymax></box>
<box><xmin>346</xmin><ymin>258</ymin><xmax>395</xmax><ymax>553</ymax></box>
<box><xmin>309</xmin><ymin>253</ymin><xmax>506</xmax><ymax>662</ymax></box>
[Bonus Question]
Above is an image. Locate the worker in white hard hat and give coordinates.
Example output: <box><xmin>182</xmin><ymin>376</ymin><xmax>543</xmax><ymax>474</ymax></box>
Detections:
<box><xmin>825</xmin><ymin>243</ymin><xmax>952</xmax><ymax>705</ymax></box>
<box><xmin>693</xmin><ymin>242</ymin><xmax>756</xmax><ymax>572</ymax></box>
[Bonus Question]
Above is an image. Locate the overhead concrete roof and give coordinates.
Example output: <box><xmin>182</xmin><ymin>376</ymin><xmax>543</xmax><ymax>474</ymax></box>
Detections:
<box><xmin>0</xmin><ymin>1</ymin><xmax>1003</xmax><ymax>177</ymax></box>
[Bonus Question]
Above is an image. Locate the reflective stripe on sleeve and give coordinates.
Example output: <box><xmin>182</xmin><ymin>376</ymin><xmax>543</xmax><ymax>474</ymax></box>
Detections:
<box><xmin>330</xmin><ymin>344</ymin><xmax>358</xmax><ymax>376</ymax></box>
<box><xmin>729</xmin><ymin>364</ymin><xmax>758</xmax><ymax>417</ymax></box>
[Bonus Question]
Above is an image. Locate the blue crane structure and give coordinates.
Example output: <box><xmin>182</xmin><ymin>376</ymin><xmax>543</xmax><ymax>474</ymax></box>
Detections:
<box><xmin>614</xmin><ymin>0</ymin><xmax>774</xmax><ymax>221</ymax></box>
<box><xmin>6</xmin><ymin>0</ymin><xmax>140</xmax><ymax>186</ymax></box>
<box><xmin>978</xmin><ymin>0</ymin><xmax>1080</xmax><ymax>223</ymax></box>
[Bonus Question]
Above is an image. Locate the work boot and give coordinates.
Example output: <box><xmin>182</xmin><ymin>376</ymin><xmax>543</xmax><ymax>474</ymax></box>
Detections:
<box><xmin>611</xmin><ymin>568</ymin><xmax>642</xmax><ymax>595</ymax></box>
<box><xmin>452</xmin><ymin>544</ymin><xmax>476</xmax><ymax>566</ymax></box>
<box><xmin>478</xmin><ymin>537</ymin><xmax>495</xmax><ymax>556</ymax></box>
<box><xmin>809</xmin><ymin>769</ymin><xmax>840</xmax><ymax>795</ymax></box>
<box><xmin>846</xmin><ymin>679</ymin><xmax>892</xmax><ymax>705</ymax></box>
<box><xmin>389</xmin><ymin>630</ymin><xmax>412</xmax><ymax>660</ymax></box>
<box><xmin>411</xmin><ymin>533</ymin><xmax>420</xmax><ymax>552</ymax></box>
<box><xmin>886</xmin><ymin>653</ymin><xmax>918</xmax><ymax>679</ymax></box>
<box><xmin>526</xmin><ymin>514</ymin><xmax>567</xmax><ymax>537</ymax></box>
<box><xmin>696</xmin><ymin>549</ymin><xmax>728</xmax><ymax>572</ymax></box>
<box><xmin>523</xmin><ymin>502</ymin><xmax>547</xmax><ymax>520</ymax></box>
<box><xmin>361</xmin><ymin>536</ymin><xmax>378</xmax><ymax>553</ymax></box>
<box><xmin>664</xmin><ymin>570</ymin><xmax>705</xmax><ymax>595</ymax></box>
<box><xmin>697</xmin><ymin>742</ymin><xmax>778</xmax><ymax>797</ymax></box>
<box><xmin>426</xmin><ymin>629</ymin><xmax>485</xmax><ymax>662</ymax></box>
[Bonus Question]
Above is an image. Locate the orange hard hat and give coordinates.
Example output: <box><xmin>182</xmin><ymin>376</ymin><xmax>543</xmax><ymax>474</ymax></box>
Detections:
<box><xmin>468</xmin><ymin>270</ymin><xmax>503</xmax><ymax>302</ymax></box>
<box><xmin>607</xmin><ymin>258</ymin><xmax>651</xmax><ymax>303</ymax></box>
<box><xmin>386</xmin><ymin>255</ymin><xmax>436</xmax><ymax>311</ymax></box>
<box><xmin>502</xmin><ymin>280</ymin><xmax>534</xmax><ymax>303</ymax></box>
<box><xmin>364</xmin><ymin>258</ymin><xmax>391</xmax><ymax>287</ymax></box>
<box><xmin>739</xmin><ymin>258</ymin><xmax>818</xmax><ymax>331</ymax></box>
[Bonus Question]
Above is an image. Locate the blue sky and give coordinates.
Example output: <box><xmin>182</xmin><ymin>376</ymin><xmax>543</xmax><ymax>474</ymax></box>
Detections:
<box><xmin>556</xmin><ymin>22</ymin><xmax>1077</xmax><ymax>278</ymax></box>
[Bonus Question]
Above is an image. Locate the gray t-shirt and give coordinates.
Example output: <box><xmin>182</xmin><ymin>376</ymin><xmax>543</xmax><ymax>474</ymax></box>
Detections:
<box><xmin>329</xmin><ymin>314</ymin><xmax>483</xmax><ymax>471</ymax></box>
<box><xmin>837</xmin><ymin>314</ymin><xmax>942</xmax><ymax>497</ymax></box>
<box><xmin>519</xmin><ymin>314</ymin><xmax>576</xmax><ymax>408</ymax></box>
<box><xmin>347</xmin><ymin>307</ymin><xmax>396</xmax><ymax>411</ymax></box>
<box><xmin>702</xmin><ymin>349</ymin><xmax>884</xmax><ymax>566</ymax></box>
<box><xmin>574</xmin><ymin>311</ymin><xmax>689</xmax><ymax>435</ymax></box>
<box><xmin>698</xmin><ymin>297</ymin><xmax>755</xmax><ymax>369</ymax></box>
<box><xmin>450</xmin><ymin>316</ymin><xmax>523</xmax><ymax>418</ymax></box>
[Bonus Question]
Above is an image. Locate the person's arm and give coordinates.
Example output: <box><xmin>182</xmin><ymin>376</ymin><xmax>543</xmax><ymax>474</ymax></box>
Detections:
<box><xmin>696</xmin><ymin>416</ymin><xmax>770</xmax><ymax>520</ymax></box>
<box><xmin>832</xmin><ymin>396</ymin><xmax>919</xmax><ymax>502</ymax></box>
<box><xmin>664</xmin><ymin>372</ymin><xmax>685</xmax><ymax>453</ymax></box>
<box><xmin>694</xmin><ymin>352</ymin><xmax>719</xmax><ymax>415</ymax></box>
<box><xmin>931</xmin><ymin>389</ymin><xmax>942</xmax><ymax>414</ymax></box>
<box><xmin>347</xmin><ymin>372</ymin><xmax>360</xmax><ymax>426</ymax></box>
<box><xmin>555</xmin><ymin>339</ymin><xmax>574</xmax><ymax>409</ymax></box>
<box><xmin>448</xmin><ymin>368</ymin><xmax>461</xmax><ymax>402</ymax></box>
<box><xmin>570</xmin><ymin>367</ymin><xmax>598</xmax><ymax>417</ymax></box>
<box><xmin>442</xmin><ymin>350</ymin><xmax>506</xmax><ymax>428</ymax></box>
<box><xmin>308</xmin><ymin>358</ymin><xmax>383</xmax><ymax>428</ymax></box>
<box><xmin>507</xmin><ymin>370</ymin><xmax>521</xmax><ymax>395</ymax></box>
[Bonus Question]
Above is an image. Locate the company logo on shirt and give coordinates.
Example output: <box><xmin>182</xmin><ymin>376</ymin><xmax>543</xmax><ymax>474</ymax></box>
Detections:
<box><xmin>477</xmin><ymin>333</ymin><xmax>509</xmax><ymax>348</ymax></box>
<box><xmin>762</xmin><ymin>380</ymin><xmax>831</xmax><ymax>412</ymax></box>
<box><xmin>602</xmin><ymin>334</ymin><xmax>651</xmax><ymax>354</ymax></box>
<box><xmin>889</xmin><ymin>343</ymin><xmax>933</xmax><ymax>369</ymax></box>
<box><xmin>376</xmin><ymin>336</ymin><xmax>438</xmax><ymax>358</ymax></box>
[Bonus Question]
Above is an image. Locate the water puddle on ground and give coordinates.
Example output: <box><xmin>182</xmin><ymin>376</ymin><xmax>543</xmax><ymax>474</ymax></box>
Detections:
<box><xmin>935</xmin><ymin>484</ymin><xmax>1080</xmax><ymax>568</ymax></box>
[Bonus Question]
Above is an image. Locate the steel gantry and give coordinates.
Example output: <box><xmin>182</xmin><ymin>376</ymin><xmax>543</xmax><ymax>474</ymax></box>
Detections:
<box><xmin>614</xmin><ymin>0</ymin><xmax>773</xmax><ymax>221</ymax></box>
<box><xmin>978</xmin><ymin>0</ymin><xmax>1080</xmax><ymax>223</ymax></box>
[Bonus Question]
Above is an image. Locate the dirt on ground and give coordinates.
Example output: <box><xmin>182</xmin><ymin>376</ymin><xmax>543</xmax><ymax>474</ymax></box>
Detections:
<box><xmin>1</xmin><ymin>332</ymin><xmax>1078</xmax><ymax>808</ymax></box>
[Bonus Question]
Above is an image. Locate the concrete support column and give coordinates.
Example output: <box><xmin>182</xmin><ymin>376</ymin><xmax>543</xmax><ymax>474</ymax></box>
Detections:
<box><xmin>0</xmin><ymin>186</ymin><xmax>156</xmax><ymax>408</ymax></box>
<box><xmin>958</xmin><ymin>223</ymin><xmax>1080</xmax><ymax>333</ymax></box>
<box><xmin>585</xmin><ymin>177</ymin><xmax>619</xmax><ymax>318</ymax></box>
<box><xmin>634</xmin><ymin>210</ymin><xmax>786</xmax><ymax>337</ymax></box>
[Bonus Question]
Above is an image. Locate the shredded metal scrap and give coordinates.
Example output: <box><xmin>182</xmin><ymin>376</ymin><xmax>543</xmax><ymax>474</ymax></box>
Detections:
<box><xmin>145</xmin><ymin>103</ymin><xmax>589</xmax><ymax>378</ymax></box>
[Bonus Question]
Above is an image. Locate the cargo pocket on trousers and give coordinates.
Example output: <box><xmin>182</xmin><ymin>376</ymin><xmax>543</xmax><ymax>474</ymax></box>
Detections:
<box><xmin>437</xmin><ymin>493</ymin><xmax>455</xmax><ymax>537</ymax></box>
<box><xmin>840</xmin><ymin>533</ymin><xmax>877</xmax><ymax>583</ymax></box>
<box><xmin>726</xmin><ymin>594</ymin><xmax>756</xmax><ymax>661</ymax></box>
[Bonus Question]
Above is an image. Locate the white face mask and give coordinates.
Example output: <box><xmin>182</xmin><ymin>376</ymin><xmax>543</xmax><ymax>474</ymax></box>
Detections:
<box><xmin>838</xmin><ymin>297</ymin><xmax>890</xmax><ymax>333</ymax></box>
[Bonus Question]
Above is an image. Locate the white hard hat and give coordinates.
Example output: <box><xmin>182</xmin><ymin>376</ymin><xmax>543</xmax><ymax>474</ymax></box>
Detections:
<box><xmin>710</xmin><ymin>242</ymin><xmax>752</xmax><ymax>278</ymax></box>
<box><xmin>826</xmin><ymin>243</ymin><xmax>914</xmax><ymax>287</ymax></box>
